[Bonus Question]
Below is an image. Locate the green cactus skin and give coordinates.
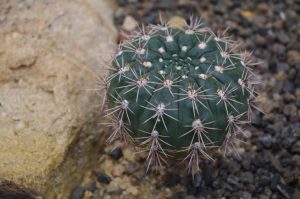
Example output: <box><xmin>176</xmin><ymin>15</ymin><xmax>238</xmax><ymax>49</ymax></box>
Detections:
<box><xmin>104</xmin><ymin>17</ymin><xmax>259</xmax><ymax>174</ymax></box>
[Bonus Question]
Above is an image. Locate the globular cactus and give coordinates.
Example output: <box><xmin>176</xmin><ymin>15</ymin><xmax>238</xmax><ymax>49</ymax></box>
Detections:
<box><xmin>103</xmin><ymin>17</ymin><xmax>260</xmax><ymax>174</ymax></box>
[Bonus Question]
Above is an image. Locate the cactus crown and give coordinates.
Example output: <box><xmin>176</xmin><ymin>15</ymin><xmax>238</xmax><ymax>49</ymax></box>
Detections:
<box><xmin>104</xmin><ymin>17</ymin><xmax>259</xmax><ymax>174</ymax></box>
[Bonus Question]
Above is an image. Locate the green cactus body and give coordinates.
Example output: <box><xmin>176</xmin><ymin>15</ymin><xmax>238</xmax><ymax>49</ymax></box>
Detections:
<box><xmin>104</xmin><ymin>18</ymin><xmax>258</xmax><ymax>173</ymax></box>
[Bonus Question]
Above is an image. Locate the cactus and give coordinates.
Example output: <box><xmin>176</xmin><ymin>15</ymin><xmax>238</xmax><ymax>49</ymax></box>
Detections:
<box><xmin>103</xmin><ymin>17</ymin><xmax>259</xmax><ymax>174</ymax></box>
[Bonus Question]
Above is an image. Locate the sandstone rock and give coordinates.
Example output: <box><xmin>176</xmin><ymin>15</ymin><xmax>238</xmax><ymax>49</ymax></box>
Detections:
<box><xmin>0</xmin><ymin>0</ymin><xmax>117</xmax><ymax>198</ymax></box>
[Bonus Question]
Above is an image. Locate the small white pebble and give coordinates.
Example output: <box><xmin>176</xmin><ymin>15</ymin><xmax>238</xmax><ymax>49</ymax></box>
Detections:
<box><xmin>195</xmin><ymin>66</ymin><xmax>199</xmax><ymax>70</ymax></box>
<box><xmin>159</xmin><ymin>58</ymin><xmax>163</xmax><ymax>62</ymax></box>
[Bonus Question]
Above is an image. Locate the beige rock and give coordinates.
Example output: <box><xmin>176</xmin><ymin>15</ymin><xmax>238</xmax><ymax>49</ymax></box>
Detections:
<box><xmin>126</xmin><ymin>185</ymin><xmax>139</xmax><ymax>196</ymax></box>
<box><xmin>287</xmin><ymin>50</ymin><xmax>300</xmax><ymax>65</ymax></box>
<box><xmin>122</xmin><ymin>16</ymin><xmax>138</xmax><ymax>31</ymax></box>
<box><xmin>168</xmin><ymin>16</ymin><xmax>187</xmax><ymax>29</ymax></box>
<box><xmin>112</xmin><ymin>164</ymin><xmax>125</xmax><ymax>177</ymax></box>
<box><xmin>0</xmin><ymin>0</ymin><xmax>117</xmax><ymax>198</ymax></box>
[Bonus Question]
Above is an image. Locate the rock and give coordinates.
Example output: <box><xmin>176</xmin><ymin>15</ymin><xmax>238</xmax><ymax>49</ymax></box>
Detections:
<box><xmin>0</xmin><ymin>0</ymin><xmax>117</xmax><ymax>198</ymax></box>
<box><xmin>69</xmin><ymin>186</ymin><xmax>85</xmax><ymax>199</ymax></box>
<box><xmin>168</xmin><ymin>16</ymin><xmax>187</xmax><ymax>29</ymax></box>
<box><xmin>126</xmin><ymin>185</ymin><xmax>139</xmax><ymax>196</ymax></box>
<box><xmin>122</xmin><ymin>16</ymin><xmax>138</xmax><ymax>31</ymax></box>
<box><xmin>277</xmin><ymin>31</ymin><xmax>290</xmax><ymax>44</ymax></box>
<box><xmin>293</xmin><ymin>189</ymin><xmax>300</xmax><ymax>199</ymax></box>
<box><xmin>227</xmin><ymin>174</ymin><xmax>239</xmax><ymax>186</ymax></box>
<box><xmin>240</xmin><ymin>172</ymin><xmax>254</xmax><ymax>184</ymax></box>
<box><xmin>258</xmin><ymin>134</ymin><xmax>272</xmax><ymax>148</ymax></box>
<box><xmin>123</xmin><ymin>148</ymin><xmax>136</xmax><ymax>162</ymax></box>
<box><xmin>82</xmin><ymin>190</ymin><xmax>93</xmax><ymax>199</ymax></box>
<box><xmin>287</xmin><ymin>50</ymin><xmax>300</xmax><ymax>65</ymax></box>
<box><xmin>112</xmin><ymin>165</ymin><xmax>125</xmax><ymax>177</ymax></box>
<box><xmin>241</xmin><ymin>191</ymin><xmax>252</xmax><ymax>199</ymax></box>
<box><xmin>95</xmin><ymin>172</ymin><xmax>112</xmax><ymax>184</ymax></box>
<box><xmin>109</xmin><ymin>147</ymin><xmax>123</xmax><ymax>161</ymax></box>
<box><xmin>0</xmin><ymin>180</ymin><xmax>41</xmax><ymax>199</ymax></box>
<box><xmin>240</xmin><ymin>10</ymin><xmax>253</xmax><ymax>18</ymax></box>
<box><xmin>257</xmin><ymin>3</ymin><xmax>269</xmax><ymax>13</ymax></box>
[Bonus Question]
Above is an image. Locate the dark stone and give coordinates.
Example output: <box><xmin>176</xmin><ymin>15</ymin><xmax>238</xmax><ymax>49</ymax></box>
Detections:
<box><xmin>258</xmin><ymin>134</ymin><xmax>272</xmax><ymax>148</ymax></box>
<box><xmin>202</xmin><ymin>166</ymin><xmax>216</xmax><ymax>186</ymax></box>
<box><xmin>270</xmin><ymin>174</ymin><xmax>280</xmax><ymax>190</ymax></box>
<box><xmin>95</xmin><ymin>172</ymin><xmax>111</xmax><ymax>184</ymax></box>
<box><xmin>271</xmin><ymin>43</ymin><xmax>286</xmax><ymax>55</ymax></box>
<box><xmin>108</xmin><ymin>147</ymin><xmax>123</xmax><ymax>161</ymax></box>
<box><xmin>84</xmin><ymin>182</ymin><xmax>97</xmax><ymax>193</ymax></box>
<box><xmin>69</xmin><ymin>186</ymin><xmax>85</xmax><ymax>199</ymax></box>
<box><xmin>254</xmin><ymin>184</ymin><xmax>265</xmax><ymax>195</ymax></box>
<box><xmin>240</xmin><ymin>172</ymin><xmax>254</xmax><ymax>184</ymax></box>
<box><xmin>169</xmin><ymin>191</ymin><xmax>186</xmax><ymax>199</ymax></box>
<box><xmin>227</xmin><ymin>174</ymin><xmax>239</xmax><ymax>186</ymax></box>
<box><xmin>184</xmin><ymin>195</ymin><xmax>197</xmax><ymax>199</ymax></box>
<box><xmin>277</xmin><ymin>31</ymin><xmax>290</xmax><ymax>44</ymax></box>
<box><xmin>290</xmin><ymin>142</ymin><xmax>300</xmax><ymax>154</ymax></box>
<box><xmin>164</xmin><ymin>172</ymin><xmax>181</xmax><ymax>188</ymax></box>
<box><xmin>117</xmin><ymin>0</ymin><xmax>128</xmax><ymax>6</ymax></box>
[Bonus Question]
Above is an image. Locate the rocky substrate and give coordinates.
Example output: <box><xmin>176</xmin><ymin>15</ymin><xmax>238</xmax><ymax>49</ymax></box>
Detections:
<box><xmin>70</xmin><ymin>0</ymin><xmax>300</xmax><ymax>198</ymax></box>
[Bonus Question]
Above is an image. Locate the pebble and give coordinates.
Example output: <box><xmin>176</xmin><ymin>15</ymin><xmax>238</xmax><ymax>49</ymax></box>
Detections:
<box><xmin>109</xmin><ymin>147</ymin><xmax>123</xmax><ymax>161</ymax></box>
<box><xmin>277</xmin><ymin>31</ymin><xmax>290</xmax><ymax>44</ymax></box>
<box><xmin>95</xmin><ymin>172</ymin><xmax>111</xmax><ymax>184</ymax></box>
<box><xmin>126</xmin><ymin>185</ymin><xmax>139</xmax><ymax>196</ymax></box>
<box><xmin>112</xmin><ymin>164</ymin><xmax>125</xmax><ymax>177</ymax></box>
<box><xmin>123</xmin><ymin>148</ymin><xmax>136</xmax><ymax>162</ymax></box>
<box><xmin>257</xmin><ymin>3</ymin><xmax>269</xmax><ymax>12</ymax></box>
<box><xmin>287</xmin><ymin>50</ymin><xmax>300</xmax><ymax>65</ymax></box>
<box><xmin>240</xmin><ymin>172</ymin><xmax>254</xmax><ymax>184</ymax></box>
<box><xmin>82</xmin><ymin>190</ymin><xmax>93</xmax><ymax>199</ymax></box>
<box><xmin>258</xmin><ymin>134</ymin><xmax>272</xmax><ymax>148</ymax></box>
<box><xmin>69</xmin><ymin>186</ymin><xmax>85</xmax><ymax>199</ymax></box>
<box><xmin>240</xmin><ymin>10</ymin><xmax>253</xmax><ymax>18</ymax></box>
<box><xmin>122</xmin><ymin>16</ymin><xmax>137</xmax><ymax>31</ymax></box>
<box><xmin>227</xmin><ymin>174</ymin><xmax>239</xmax><ymax>186</ymax></box>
